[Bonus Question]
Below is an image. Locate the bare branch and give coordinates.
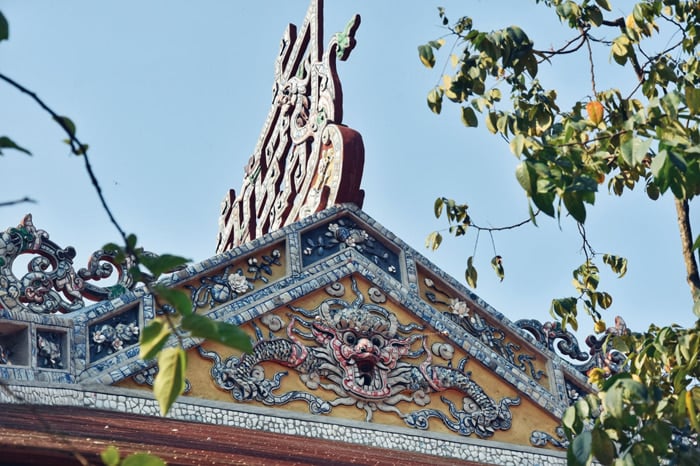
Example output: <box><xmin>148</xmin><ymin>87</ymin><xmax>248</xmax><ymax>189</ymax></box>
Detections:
<box><xmin>0</xmin><ymin>72</ymin><xmax>130</xmax><ymax>249</ymax></box>
<box><xmin>585</xmin><ymin>34</ymin><xmax>597</xmax><ymax>96</ymax></box>
<box><xmin>0</xmin><ymin>196</ymin><xmax>37</xmax><ymax>208</ymax></box>
<box><xmin>471</xmin><ymin>211</ymin><xmax>539</xmax><ymax>232</ymax></box>
<box><xmin>533</xmin><ymin>30</ymin><xmax>587</xmax><ymax>62</ymax></box>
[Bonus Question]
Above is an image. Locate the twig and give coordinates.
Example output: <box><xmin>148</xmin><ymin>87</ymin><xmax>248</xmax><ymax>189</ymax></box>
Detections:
<box><xmin>533</xmin><ymin>30</ymin><xmax>587</xmax><ymax>62</ymax></box>
<box><xmin>471</xmin><ymin>211</ymin><xmax>539</xmax><ymax>232</ymax></box>
<box><xmin>577</xmin><ymin>222</ymin><xmax>595</xmax><ymax>262</ymax></box>
<box><xmin>0</xmin><ymin>72</ymin><xmax>129</xmax><ymax>249</ymax></box>
<box><xmin>0</xmin><ymin>196</ymin><xmax>37</xmax><ymax>208</ymax></box>
<box><xmin>585</xmin><ymin>33</ymin><xmax>597</xmax><ymax>96</ymax></box>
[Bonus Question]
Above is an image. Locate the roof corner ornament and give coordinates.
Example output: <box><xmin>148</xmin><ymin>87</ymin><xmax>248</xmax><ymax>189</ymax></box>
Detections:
<box><xmin>217</xmin><ymin>0</ymin><xmax>365</xmax><ymax>253</ymax></box>
<box><xmin>0</xmin><ymin>214</ymin><xmax>137</xmax><ymax>314</ymax></box>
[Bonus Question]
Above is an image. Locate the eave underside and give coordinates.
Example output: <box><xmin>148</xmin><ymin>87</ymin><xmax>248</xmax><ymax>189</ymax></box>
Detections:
<box><xmin>0</xmin><ymin>404</ymin><xmax>482</xmax><ymax>466</ymax></box>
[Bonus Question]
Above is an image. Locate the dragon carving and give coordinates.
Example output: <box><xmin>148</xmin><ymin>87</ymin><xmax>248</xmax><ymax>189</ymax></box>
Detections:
<box><xmin>199</xmin><ymin>276</ymin><xmax>520</xmax><ymax>438</ymax></box>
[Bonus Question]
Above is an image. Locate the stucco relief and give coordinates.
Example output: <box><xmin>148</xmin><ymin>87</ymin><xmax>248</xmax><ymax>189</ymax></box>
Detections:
<box><xmin>199</xmin><ymin>275</ymin><xmax>520</xmax><ymax>438</ymax></box>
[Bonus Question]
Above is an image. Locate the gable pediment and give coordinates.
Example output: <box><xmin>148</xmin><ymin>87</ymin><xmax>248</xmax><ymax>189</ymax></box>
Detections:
<box><xmin>1</xmin><ymin>205</ymin><xmax>589</xmax><ymax>461</ymax></box>
<box><xmin>94</xmin><ymin>205</ymin><xmax>586</xmax><ymax>448</ymax></box>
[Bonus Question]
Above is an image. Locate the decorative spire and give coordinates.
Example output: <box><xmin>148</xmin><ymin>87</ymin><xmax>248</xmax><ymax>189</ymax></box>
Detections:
<box><xmin>216</xmin><ymin>0</ymin><xmax>365</xmax><ymax>253</ymax></box>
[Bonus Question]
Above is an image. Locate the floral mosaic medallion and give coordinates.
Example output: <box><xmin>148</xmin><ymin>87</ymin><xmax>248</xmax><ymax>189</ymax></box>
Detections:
<box><xmin>199</xmin><ymin>275</ymin><xmax>520</xmax><ymax>438</ymax></box>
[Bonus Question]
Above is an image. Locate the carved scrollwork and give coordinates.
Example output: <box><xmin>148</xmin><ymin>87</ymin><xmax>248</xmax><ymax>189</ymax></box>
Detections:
<box><xmin>0</xmin><ymin>215</ymin><xmax>136</xmax><ymax>314</ymax></box>
<box><xmin>516</xmin><ymin>316</ymin><xmax>630</xmax><ymax>378</ymax></box>
<box><xmin>423</xmin><ymin>278</ymin><xmax>545</xmax><ymax>381</ymax></box>
<box><xmin>531</xmin><ymin>427</ymin><xmax>569</xmax><ymax>449</ymax></box>
<box><xmin>217</xmin><ymin>0</ymin><xmax>365</xmax><ymax>252</ymax></box>
<box><xmin>185</xmin><ymin>249</ymin><xmax>282</xmax><ymax>311</ymax></box>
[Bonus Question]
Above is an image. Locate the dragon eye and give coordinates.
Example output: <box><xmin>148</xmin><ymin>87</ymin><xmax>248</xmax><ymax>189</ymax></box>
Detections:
<box><xmin>371</xmin><ymin>336</ymin><xmax>385</xmax><ymax>347</ymax></box>
<box><xmin>343</xmin><ymin>332</ymin><xmax>357</xmax><ymax>346</ymax></box>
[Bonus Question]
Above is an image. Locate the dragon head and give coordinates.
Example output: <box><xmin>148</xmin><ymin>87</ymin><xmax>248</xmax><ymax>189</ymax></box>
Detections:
<box><xmin>312</xmin><ymin>301</ymin><xmax>411</xmax><ymax>399</ymax></box>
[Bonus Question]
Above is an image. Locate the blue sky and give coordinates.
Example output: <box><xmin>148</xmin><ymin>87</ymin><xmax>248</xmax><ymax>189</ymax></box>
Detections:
<box><xmin>1</xmin><ymin>1</ymin><xmax>696</xmax><ymax>337</ymax></box>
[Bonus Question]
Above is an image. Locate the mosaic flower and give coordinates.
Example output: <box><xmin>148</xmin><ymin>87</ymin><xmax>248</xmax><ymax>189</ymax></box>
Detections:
<box><xmin>116</xmin><ymin>322</ymin><xmax>139</xmax><ymax>341</ymax></box>
<box><xmin>92</xmin><ymin>324</ymin><xmax>115</xmax><ymax>344</ymax></box>
<box><xmin>112</xmin><ymin>338</ymin><xmax>124</xmax><ymax>351</ymax></box>
<box><xmin>449</xmin><ymin>298</ymin><xmax>469</xmax><ymax>317</ymax></box>
<box><xmin>227</xmin><ymin>272</ymin><xmax>250</xmax><ymax>294</ymax></box>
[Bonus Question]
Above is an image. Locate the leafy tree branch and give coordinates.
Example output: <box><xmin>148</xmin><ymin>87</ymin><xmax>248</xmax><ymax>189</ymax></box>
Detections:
<box><xmin>420</xmin><ymin>0</ymin><xmax>700</xmax><ymax>463</ymax></box>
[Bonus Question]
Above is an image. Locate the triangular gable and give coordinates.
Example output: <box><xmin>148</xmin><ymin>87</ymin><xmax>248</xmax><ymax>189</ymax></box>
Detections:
<box><xmin>86</xmin><ymin>204</ymin><xmax>585</xmax><ymax>450</ymax></box>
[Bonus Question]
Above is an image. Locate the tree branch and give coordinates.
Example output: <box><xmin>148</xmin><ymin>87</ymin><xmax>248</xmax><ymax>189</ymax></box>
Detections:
<box><xmin>0</xmin><ymin>72</ymin><xmax>129</xmax><ymax>249</ymax></box>
<box><xmin>0</xmin><ymin>196</ymin><xmax>37</xmax><ymax>208</ymax></box>
<box><xmin>602</xmin><ymin>17</ymin><xmax>645</xmax><ymax>81</ymax></box>
<box><xmin>674</xmin><ymin>198</ymin><xmax>700</xmax><ymax>297</ymax></box>
<box><xmin>471</xmin><ymin>211</ymin><xmax>539</xmax><ymax>232</ymax></box>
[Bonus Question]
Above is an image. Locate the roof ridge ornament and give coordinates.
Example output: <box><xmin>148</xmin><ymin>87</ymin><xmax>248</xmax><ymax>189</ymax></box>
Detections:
<box><xmin>0</xmin><ymin>214</ymin><xmax>137</xmax><ymax>314</ymax></box>
<box><xmin>216</xmin><ymin>0</ymin><xmax>365</xmax><ymax>253</ymax></box>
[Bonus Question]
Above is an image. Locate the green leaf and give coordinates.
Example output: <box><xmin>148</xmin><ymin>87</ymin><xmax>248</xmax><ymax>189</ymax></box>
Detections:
<box><xmin>126</xmin><ymin>233</ymin><xmax>138</xmax><ymax>252</ymax></box>
<box><xmin>610</xmin><ymin>335</ymin><xmax>629</xmax><ymax>353</ymax></box>
<box><xmin>591</xmin><ymin>428</ymin><xmax>615</xmax><ymax>464</ymax></box>
<box><xmin>427</xmin><ymin>87</ymin><xmax>443</xmax><ymax>114</ymax></box>
<box><xmin>646</xmin><ymin>181</ymin><xmax>660</xmax><ymax>200</ymax></box>
<box><xmin>595</xmin><ymin>0</ymin><xmax>611</xmax><ymax>11</ymax></box>
<box><xmin>510</xmin><ymin>134</ymin><xmax>525</xmax><ymax>156</ymax></box>
<box><xmin>563</xmin><ymin>192</ymin><xmax>587</xmax><ymax>223</ymax></box>
<box><xmin>54</xmin><ymin>115</ymin><xmax>76</xmax><ymax>138</ymax></box>
<box><xmin>181</xmin><ymin>314</ymin><xmax>253</xmax><ymax>353</ymax></box>
<box><xmin>688</xmin><ymin>388</ymin><xmax>700</xmax><ymax>433</ymax></box>
<box><xmin>620</xmin><ymin>136</ymin><xmax>652</xmax><ymax>166</ymax></box>
<box><xmin>153</xmin><ymin>347</ymin><xmax>187</xmax><ymax>416</ymax></box>
<box><xmin>603</xmin><ymin>254</ymin><xmax>627</xmax><ymax>278</ymax></box>
<box><xmin>486</xmin><ymin>112</ymin><xmax>498</xmax><ymax>134</ymax></box>
<box><xmin>562</xmin><ymin>405</ymin><xmax>575</xmax><ymax>429</ymax></box>
<box><xmin>692</xmin><ymin>235</ymin><xmax>700</xmax><ymax>252</ymax></box>
<box><xmin>0</xmin><ymin>136</ymin><xmax>32</xmax><ymax>156</ymax></box>
<box><xmin>122</xmin><ymin>453</ymin><xmax>166</xmax><ymax>466</ymax></box>
<box><xmin>461</xmin><ymin>106</ymin><xmax>478</xmax><ymax>127</ymax></box>
<box><xmin>568</xmin><ymin>431</ymin><xmax>592</xmax><ymax>466</ymax></box>
<box><xmin>596</xmin><ymin>291</ymin><xmax>613</xmax><ymax>309</ymax></box>
<box><xmin>100</xmin><ymin>446</ymin><xmax>120</xmax><ymax>466</ymax></box>
<box><xmin>152</xmin><ymin>285</ymin><xmax>193</xmax><ymax>316</ymax></box>
<box><xmin>0</xmin><ymin>11</ymin><xmax>8</xmax><ymax>42</ymax></box>
<box><xmin>418</xmin><ymin>44</ymin><xmax>436</xmax><ymax>68</ymax></box>
<box><xmin>425</xmin><ymin>231</ymin><xmax>443</xmax><ymax>251</ymax></box>
<box><xmin>515</xmin><ymin>161</ymin><xmax>533</xmax><ymax>195</ymax></box>
<box><xmin>140</xmin><ymin>254</ymin><xmax>190</xmax><ymax>278</ymax></box>
<box><xmin>587</xmin><ymin>6</ymin><xmax>603</xmax><ymax>27</ymax></box>
<box><xmin>434</xmin><ymin>197</ymin><xmax>444</xmax><ymax>218</ymax></box>
<box><xmin>465</xmin><ymin>256</ymin><xmax>478</xmax><ymax>288</ymax></box>
<box><xmin>686</xmin><ymin>86</ymin><xmax>700</xmax><ymax>115</ymax></box>
<box><xmin>490</xmin><ymin>255</ymin><xmax>504</xmax><ymax>281</ymax></box>
<box><xmin>611</xmin><ymin>36</ymin><xmax>631</xmax><ymax>63</ymax></box>
<box><xmin>139</xmin><ymin>319</ymin><xmax>171</xmax><ymax>361</ymax></box>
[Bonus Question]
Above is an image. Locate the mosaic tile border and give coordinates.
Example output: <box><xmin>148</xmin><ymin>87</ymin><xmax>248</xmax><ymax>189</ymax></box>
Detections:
<box><xmin>0</xmin><ymin>383</ymin><xmax>566</xmax><ymax>465</ymax></box>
